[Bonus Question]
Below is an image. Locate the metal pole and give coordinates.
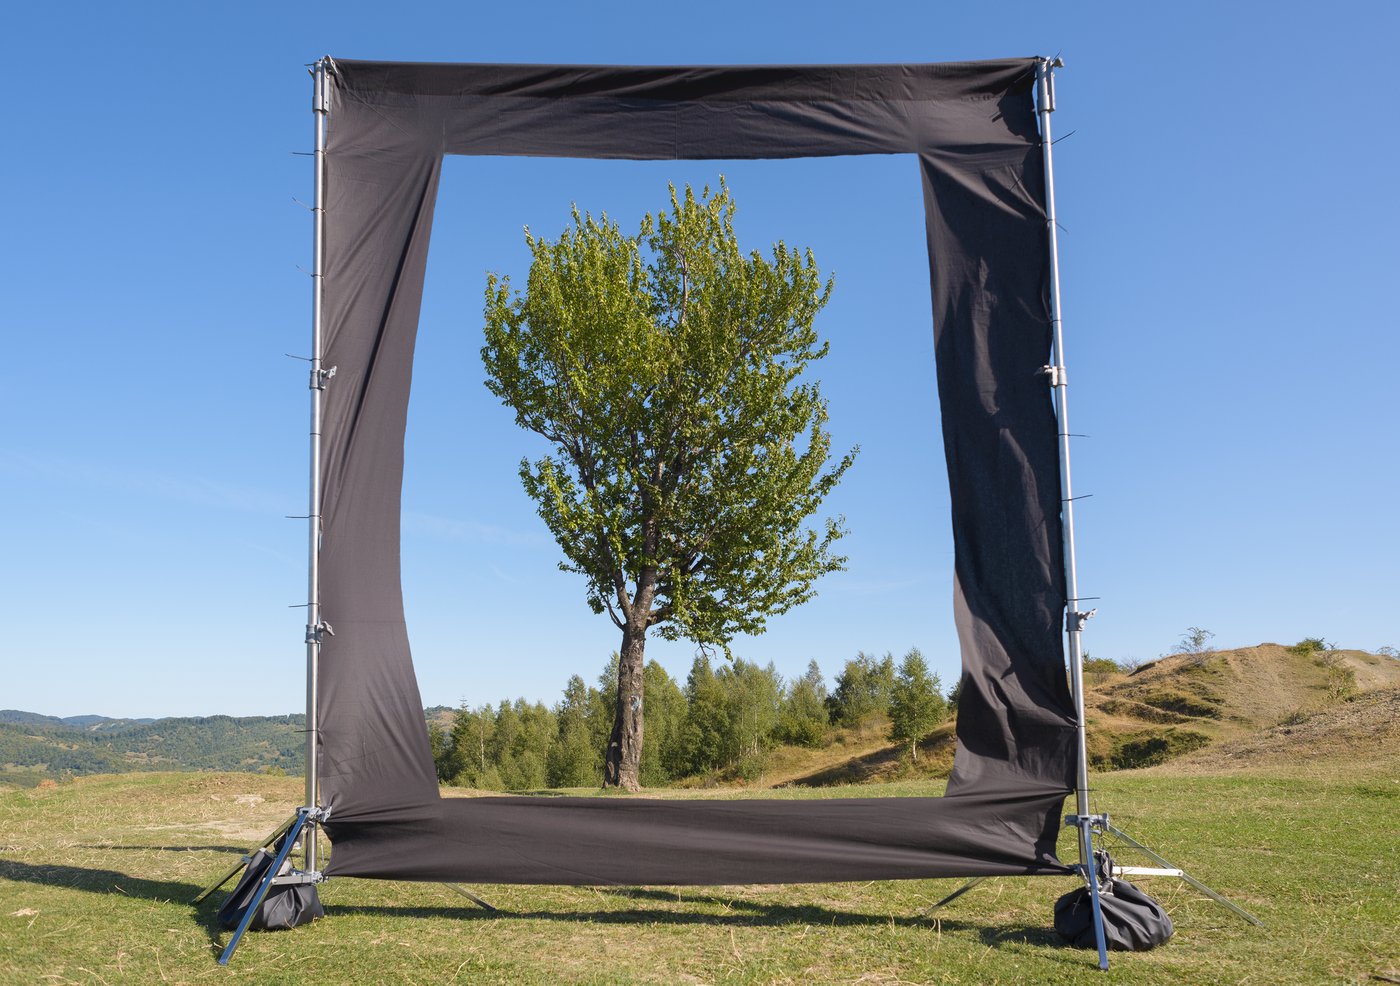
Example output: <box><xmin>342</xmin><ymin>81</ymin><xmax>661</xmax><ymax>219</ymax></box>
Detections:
<box><xmin>218</xmin><ymin>809</ymin><xmax>314</xmax><ymax>965</ymax></box>
<box><xmin>304</xmin><ymin>56</ymin><xmax>330</xmax><ymax>874</ymax></box>
<box><xmin>1037</xmin><ymin>57</ymin><xmax>1108</xmax><ymax>971</ymax></box>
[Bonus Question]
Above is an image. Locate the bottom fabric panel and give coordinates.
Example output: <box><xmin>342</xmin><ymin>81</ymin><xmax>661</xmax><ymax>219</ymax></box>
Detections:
<box><xmin>322</xmin><ymin>786</ymin><xmax>1071</xmax><ymax>885</ymax></box>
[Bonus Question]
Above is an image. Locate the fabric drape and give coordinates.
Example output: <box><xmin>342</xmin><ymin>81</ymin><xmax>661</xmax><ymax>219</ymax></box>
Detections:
<box><xmin>315</xmin><ymin>58</ymin><xmax>1077</xmax><ymax>882</ymax></box>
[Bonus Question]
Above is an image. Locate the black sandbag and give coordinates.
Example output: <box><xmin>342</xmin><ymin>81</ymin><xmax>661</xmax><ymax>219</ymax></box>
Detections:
<box><xmin>1055</xmin><ymin>865</ymin><xmax>1174</xmax><ymax>951</ymax></box>
<box><xmin>216</xmin><ymin>837</ymin><xmax>324</xmax><ymax>932</ymax></box>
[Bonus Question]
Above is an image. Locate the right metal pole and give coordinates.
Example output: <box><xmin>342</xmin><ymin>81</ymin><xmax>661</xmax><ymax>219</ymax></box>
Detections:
<box><xmin>1036</xmin><ymin>56</ymin><xmax>1109</xmax><ymax>971</ymax></box>
<box><xmin>303</xmin><ymin>56</ymin><xmax>331</xmax><ymax>875</ymax></box>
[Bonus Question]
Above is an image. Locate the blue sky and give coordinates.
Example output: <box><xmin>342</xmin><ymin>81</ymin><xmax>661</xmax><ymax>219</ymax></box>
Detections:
<box><xmin>2</xmin><ymin>1</ymin><xmax>1396</xmax><ymax>718</ymax></box>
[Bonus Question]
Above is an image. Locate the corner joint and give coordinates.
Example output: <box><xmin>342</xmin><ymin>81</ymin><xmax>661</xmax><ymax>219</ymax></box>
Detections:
<box><xmin>305</xmin><ymin>621</ymin><xmax>335</xmax><ymax>644</ymax></box>
<box><xmin>310</xmin><ymin>365</ymin><xmax>336</xmax><ymax>391</ymax></box>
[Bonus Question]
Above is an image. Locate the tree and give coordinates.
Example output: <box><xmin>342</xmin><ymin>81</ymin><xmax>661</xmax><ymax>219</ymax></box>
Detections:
<box><xmin>1172</xmin><ymin>627</ymin><xmax>1215</xmax><ymax>656</ymax></box>
<box><xmin>828</xmin><ymin>652</ymin><xmax>896</xmax><ymax>730</ymax></box>
<box><xmin>776</xmin><ymin>659</ymin><xmax>830</xmax><ymax>747</ymax></box>
<box><xmin>675</xmin><ymin>654</ymin><xmax>730</xmax><ymax>777</ymax></box>
<box><xmin>428</xmin><ymin>721</ymin><xmax>460</xmax><ymax>783</ymax></box>
<box><xmin>448</xmin><ymin>704</ymin><xmax>499</xmax><ymax>789</ymax></box>
<box><xmin>946</xmin><ymin>674</ymin><xmax>964</xmax><ymax>718</ymax></box>
<box><xmin>717</xmin><ymin>659</ymin><xmax>782</xmax><ymax>779</ymax></box>
<box><xmin>640</xmin><ymin>661</ymin><xmax>686</xmax><ymax>787</ymax></box>
<box><xmin>481</xmin><ymin>181</ymin><xmax>856</xmax><ymax>790</ymax></box>
<box><xmin>546</xmin><ymin>675</ymin><xmax>598</xmax><ymax>788</ymax></box>
<box><xmin>888</xmin><ymin>647</ymin><xmax>945</xmax><ymax>763</ymax></box>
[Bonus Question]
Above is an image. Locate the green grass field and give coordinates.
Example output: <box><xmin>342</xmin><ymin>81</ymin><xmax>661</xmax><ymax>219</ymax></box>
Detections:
<box><xmin>1</xmin><ymin>765</ymin><xmax>1396</xmax><ymax>985</ymax></box>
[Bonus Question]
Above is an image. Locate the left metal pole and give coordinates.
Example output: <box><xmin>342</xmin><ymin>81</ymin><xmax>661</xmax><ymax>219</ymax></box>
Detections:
<box><xmin>304</xmin><ymin>56</ymin><xmax>331</xmax><ymax>875</ymax></box>
<box><xmin>1037</xmin><ymin>56</ymin><xmax>1109</xmax><ymax>971</ymax></box>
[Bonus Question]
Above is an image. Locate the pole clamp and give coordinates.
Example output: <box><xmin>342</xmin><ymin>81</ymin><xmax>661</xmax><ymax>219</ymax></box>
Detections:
<box><xmin>310</xmin><ymin>365</ymin><xmax>337</xmax><ymax>391</ymax></box>
<box><xmin>1065</xmin><ymin>813</ymin><xmax>1110</xmax><ymax>832</ymax></box>
<box><xmin>1069</xmin><ymin>608</ymin><xmax>1097</xmax><ymax>631</ymax></box>
<box><xmin>303</xmin><ymin>805</ymin><xmax>333</xmax><ymax>824</ymax></box>
<box><xmin>1039</xmin><ymin>364</ymin><xmax>1065</xmax><ymax>387</ymax></box>
<box><xmin>305</xmin><ymin>621</ymin><xmax>335</xmax><ymax>644</ymax></box>
<box><xmin>1036</xmin><ymin>57</ymin><xmax>1061</xmax><ymax>115</ymax></box>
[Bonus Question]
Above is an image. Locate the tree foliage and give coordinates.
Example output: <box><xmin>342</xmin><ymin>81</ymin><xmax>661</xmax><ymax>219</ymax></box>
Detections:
<box><xmin>480</xmin><ymin>181</ymin><xmax>856</xmax><ymax>788</ymax></box>
<box><xmin>776</xmin><ymin>660</ymin><xmax>831</xmax><ymax>747</ymax></box>
<box><xmin>828</xmin><ymin>652</ymin><xmax>896</xmax><ymax>728</ymax></box>
<box><xmin>888</xmin><ymin>647</ymin><xmax>946</xmax><ymax>762</ymax></box>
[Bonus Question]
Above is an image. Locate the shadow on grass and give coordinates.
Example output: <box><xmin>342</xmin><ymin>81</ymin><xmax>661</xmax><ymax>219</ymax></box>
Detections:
<box><xmin>75</xmin><ymin>844</ymin><xmax>252</xmax><ymax>854</ymax></box>
<box><xmin>328</xmin><ymin>885</ymin><xmax>1081</xmax><ymax>957</ymax></box>
<box><xmin>0</xmin><ymin>859</ymin><xmax>1084</xmax><ymax>961</ymax></box>
<box><xmin>0</xmin><ymin>859</ymin><xmax>228</xmax><ymax>954</ymax></box>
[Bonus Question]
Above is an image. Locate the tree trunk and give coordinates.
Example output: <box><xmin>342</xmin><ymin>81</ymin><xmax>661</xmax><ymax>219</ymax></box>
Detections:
<box><xmin>603</xmin><ymin>621</ymin><xmax>647</xmax><ymax>790</ymax></box>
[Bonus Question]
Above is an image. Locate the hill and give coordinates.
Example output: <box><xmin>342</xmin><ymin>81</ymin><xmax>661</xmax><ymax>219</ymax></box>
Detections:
<box><xmin>0</xmin><ymin>714</ymin><xmax>306</xmax><ymax>786</ymax></box>
<box><xmin>773</xmin><ymin>643</ymin><xmax>1399</xmax><ymax>787</ymax></box>
<box><xmin>1082</xmin><ymin>643</ymin><xmax>1398</xmax><ymax>769</ymax></box>
<box><xmin>0</xmin><ymin>710</ymin><xmax>157</xmax><ymax>730</ymax></box>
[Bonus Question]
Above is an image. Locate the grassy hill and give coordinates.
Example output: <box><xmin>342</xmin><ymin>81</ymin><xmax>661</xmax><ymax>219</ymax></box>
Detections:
<box><xmin>769</xmin><ymin>643</ymin><xmax>1400</xmax><ymax>787</ymax></box>
<box><xmin>0</xmin><ymin>715</ymin><xmax>306</xmax><ymax>787</ymax></box>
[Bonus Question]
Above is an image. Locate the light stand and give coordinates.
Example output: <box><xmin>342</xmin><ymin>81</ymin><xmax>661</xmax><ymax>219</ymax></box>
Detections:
<box><xmin>925</xmin><ymin>58</ymin><xmax>1260</xmax><ymax>969</ymax></box>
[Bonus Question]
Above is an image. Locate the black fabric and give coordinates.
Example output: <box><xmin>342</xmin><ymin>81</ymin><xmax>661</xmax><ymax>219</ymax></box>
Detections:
<box><xmin>216</xmin><ymin>838</ymin><xmax>324</xmax><ymax>931</ymax></box>
<box><xmin>1055</xmin><ymin>880</ymin><xmax>1175</xmax><ymax>951</ymax></box>
<box><xmin>315</xmin><ymin>57</ymin><xmax>1078</xmax><ymax>883</ymax></box>
<box><xmin>325</xmin><ymin>789</ymin><xmax>1069</xmax><ymax>885</ymax></box>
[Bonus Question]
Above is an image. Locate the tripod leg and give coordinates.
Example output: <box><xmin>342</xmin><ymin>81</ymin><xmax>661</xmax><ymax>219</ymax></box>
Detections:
<box><xmin>918</xmin><ymin>877</ymin><xmax>987</xmax><ymax>916</ymax></box>
<box><xmin>192</xmin><ymin>815</ymin><xmax>298</xmax><ymax>904</ymax></box>
<box><xmin>1105</xmin><ymin>823</ymin><xmax>1263</xmax><ymax>927</ymax></box>
<box><xmin>1077</xmin><ymin>822</ymin><xmax>1110</xmax><ymax>971</ymax></box>
<box><xmin>442</xmin><ymin>883</ymin><xmax>498</xmax><ymax>911</ymax></box>
<box><xmin>217</xmin><ymin>810</ymin><xmax>311</xmax><ymax>965</ymax></box>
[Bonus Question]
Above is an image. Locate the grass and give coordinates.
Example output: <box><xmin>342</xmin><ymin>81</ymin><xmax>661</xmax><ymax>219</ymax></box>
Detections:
<box><xmin>1</xmin><ymin>764</ymin><xmax>1397</xmax><ymax>985</ymax></box>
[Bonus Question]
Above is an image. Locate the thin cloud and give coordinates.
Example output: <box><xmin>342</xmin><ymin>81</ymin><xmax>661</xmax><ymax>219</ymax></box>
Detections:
<box><xmin>0</xmin><ymin>450</ymin><xmax>289</xmax><ymax>515</ymax></box>
<box><xmin>402</xmin><ymin>509</ymin><xmax>549</xmax><ymax>547</ymax></box>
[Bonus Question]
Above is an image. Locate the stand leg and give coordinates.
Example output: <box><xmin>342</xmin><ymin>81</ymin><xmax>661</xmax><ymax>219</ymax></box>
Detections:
<box><xmin>192</xmin><ymin>815</ymin><xmax>298</xmax><ymax>904</ymax></box>
<box><xmin>918</xmin><ymin>877</ymin><xmax>986</xmax><ymax>916</ymax></box>
<box><xmin>1077</xmin><ymin>823</ymin><xmax>1110</xmax><ymax>971</ymax></box>
<box><xmin>1106</xmin><ymin>823</ymin><xmax>1263</xmax><ymax>927</ymax></box>
<box><xmin>442</xmin><ymin>883</ymin><xmax>498</xmax><ymax>911</ymax></box>
<box><xmin>217</xmin><ymin>809</ymin><xmax>312</xmax><ymax>965</ymax></box>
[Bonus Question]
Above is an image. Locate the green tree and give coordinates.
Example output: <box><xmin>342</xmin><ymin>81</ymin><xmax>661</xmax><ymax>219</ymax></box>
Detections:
<box><xmin>640</xmin><ymin>661</ymin><xmax>686</xmax><ymax>787</ymax></box>
<box><xmin>717</xmin><ymin>659</ymin><xmax>782</xmax><ymax>778</ymax></box>
<box><xmin>776</xmin><ymin>660</ymin><xmax>830</xmax><ymax>747</ymax></box>
<box><xmin>888</xmin><ymin>647</ymin><xmax>946</xmax><ymax>762</ymax></box>
<box><xmin>428</xmin><ymin>721</ymin><xmax>460</xmax><ymax>783</ymax></box>
<box><xmin>448</xmin><ymin>705</ymin><xmax>498</xmax><ymax>789</ymax></box>
<box><xmin>829</xmin><ymin>652</ymin><xmax>896</xmax><ymax>730</ymax></box>
<box><xmin>481</xmin><ymin>181</ymin><xmax>855</xmax><ymax>789</ymax></box>
<box><xmin>675</xmin><ymin>654</ymin><xmax>730</xmax><ymax>777</ymax></box>
<box><xmin>547</xmin><ymin>676</ymin><xmax>597</xmax><ymax>788</ymax></box>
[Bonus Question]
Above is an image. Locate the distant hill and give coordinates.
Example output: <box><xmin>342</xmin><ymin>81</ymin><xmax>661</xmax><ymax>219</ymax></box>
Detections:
<box><xmin>0</xmin><ymin>714</ymin><xmax>306</xmax><ymax>787</ymax></box>
<box><xmin>0</xmin><ymin>710</ymin><xmax>157</xmax><ymax>730</ymax></box>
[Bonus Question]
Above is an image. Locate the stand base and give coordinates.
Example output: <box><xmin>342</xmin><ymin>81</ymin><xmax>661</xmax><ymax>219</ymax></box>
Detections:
<box><xmin>918</xmin><ymin>812</ymin><xmax>1262</xmax><ymax>971</ymax></box>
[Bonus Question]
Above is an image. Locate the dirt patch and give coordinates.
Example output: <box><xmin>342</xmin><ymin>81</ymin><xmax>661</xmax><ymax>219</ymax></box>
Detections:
<box><xmin>1164</xmin><ymin>687</ymin><xmax>1400</xmax><ymax>773</ymax></box>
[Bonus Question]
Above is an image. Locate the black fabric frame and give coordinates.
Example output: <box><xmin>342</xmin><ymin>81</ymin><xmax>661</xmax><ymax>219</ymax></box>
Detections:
<box><xmin>315</xmin><ymin>58</ymin><xmax>1077</xmax><ymax>885</ymax></box>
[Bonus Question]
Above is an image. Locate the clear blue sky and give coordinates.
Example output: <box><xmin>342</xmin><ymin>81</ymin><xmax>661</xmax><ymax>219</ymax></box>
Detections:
<box><xmin>2</xmin><ymin>1</ymin><xmax>1396</xmax><ymax>718</ymax></box>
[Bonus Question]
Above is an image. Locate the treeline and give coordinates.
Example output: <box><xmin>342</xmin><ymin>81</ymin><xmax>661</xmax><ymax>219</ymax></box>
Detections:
<box><xmin>430</xmin><ymin>648</ymin><xmax>950</xmax><ymax>790</ymax></box>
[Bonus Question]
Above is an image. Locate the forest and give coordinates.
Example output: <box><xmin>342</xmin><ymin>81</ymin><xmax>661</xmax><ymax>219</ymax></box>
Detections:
<box><xmin>430</xmin><ymin>648</ymin><xmax>949</xmax><ymax>790</ymax></box>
